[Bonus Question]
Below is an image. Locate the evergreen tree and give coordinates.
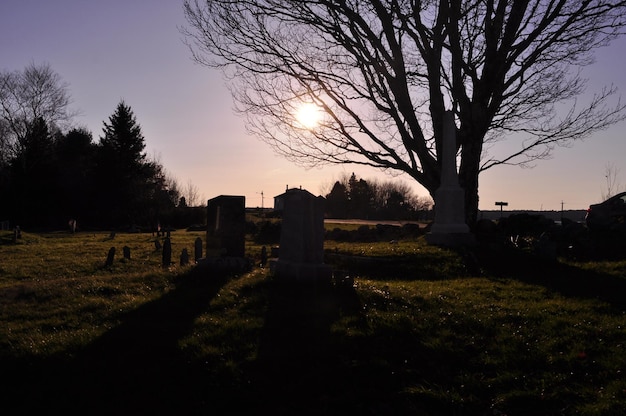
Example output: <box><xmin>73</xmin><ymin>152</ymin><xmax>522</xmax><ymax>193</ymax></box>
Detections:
<box><xmin>94</xmin><ymin>101</ymin><xmax>178</xmax><ymax>228</ymax></box>
<box><xmin>100</xmin><ymin>101</ymin><xmax>147</xmax><ymax>172</ymax></box>
<box><xmin>55</xmin><ymin>128</ymin><xmax>97</xmax><ymax>225</ymax></box>
<box><xmin>325</xmin><ymin>181</ymin><xmax>349</xmax><ymax>218</ymax></box>
<box><xmin>95</xmin><ymin>101</ymin><xmax>151</xmax><ymax>227</ymax></box>
<box><xmin>348</xmin><ymin>173</ymin><xmax>374</xmax><ymax>219</ymax></box>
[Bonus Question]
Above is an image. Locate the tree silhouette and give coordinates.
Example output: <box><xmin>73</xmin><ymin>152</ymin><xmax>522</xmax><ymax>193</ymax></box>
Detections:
<box><xmin>0</xmin><ymin>63</ymin><xmax>74</xmax><ymax>161</ymax></box>
<box><xmin>55</xmin><ymin>128</ymin><xmax>97</xmax><ymax>225</ymax></box>
<box><xmin>325</xmin><ymin>181</ymin><xmax>349</xmax><ymax>218</ymax></box>
<box><xmin>348</xmin><ymin>173</ymin><xmax>374</xmax><ymax>219</ymax></box>
<box><xmin>96</xmin><ymin>101</ymin><xmax>156</xmax><ymax>227</ymax></box>
<box><xmin>183</xmin><ymin>0</ymin><xmax>626</xmax><ymax>224</ymax></box>
<box><xmin>9</xmin><ymin>117</ymin><xmax>57</xmax><ymax>227</ymax></box>
<box><xmin>0</xmin><ymin>64</ymin><xmax>196</xmax><ymax>229</ymax></box>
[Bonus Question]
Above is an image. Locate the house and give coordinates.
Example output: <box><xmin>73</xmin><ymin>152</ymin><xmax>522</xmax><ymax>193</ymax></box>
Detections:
<box><xmin>273</xmin><ymin>186</ymin><xmax>316</xmax><ymax>211</ymax></box>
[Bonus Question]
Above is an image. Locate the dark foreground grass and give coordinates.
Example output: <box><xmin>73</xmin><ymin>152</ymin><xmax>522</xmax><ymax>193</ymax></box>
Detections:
<box><xmin>1</xmin><ymin>230</ymin><xmax>625</xmax><ymax>415</ymax></box>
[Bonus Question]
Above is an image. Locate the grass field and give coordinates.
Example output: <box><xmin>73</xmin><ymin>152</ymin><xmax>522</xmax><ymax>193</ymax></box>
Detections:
<box><xmin>1</xmin><ymin>227</ymin><xmax>625</xmax><ymax>415</ymax></box>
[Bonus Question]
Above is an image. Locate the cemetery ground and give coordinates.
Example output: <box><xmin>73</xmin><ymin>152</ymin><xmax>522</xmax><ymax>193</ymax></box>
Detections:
<box><xmin>0</xmin><ymin>225</ymin><xmax>625</xmax><ymax>415</ymax></box>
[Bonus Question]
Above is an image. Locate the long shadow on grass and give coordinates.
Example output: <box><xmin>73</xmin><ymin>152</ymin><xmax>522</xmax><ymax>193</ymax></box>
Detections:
<box><xmin>325</xmin><ymin>252</ymin><xmax>460</xmax><ymax>281</ymax></box>
<box><xmin>4</xmin><ymin>265</ymin><xmax>233</xmax><ymax>415</ymax></box>
<box><xmin>234</xmin><ymin>279</ymin><xmax>374</xmax><ymax>414</ymax></box>
<box><xmin>476</xmin><ymin>248</ymin><xmax>626</xmax><ymax>308</ymax></box>
<box><xmin>239</xmin><ymin>279</ymin><xmax>495</xmax><ymax>415</ymax></box>
<box><xmin>236</xmin><ymin>279</ymin><xmax>463</xmax><ymax>415</ymax></box>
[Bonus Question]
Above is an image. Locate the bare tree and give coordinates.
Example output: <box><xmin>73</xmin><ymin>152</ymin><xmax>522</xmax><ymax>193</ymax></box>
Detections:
<box><xmin>601</xmin><ymin>162</ymin><xmax>622</xmax><ymax>200</ymax></box>
<box><xmin>0</xmin><ymin>62</ymin><xmax>76</xmax><ymax>160</ymax></box>
<box><xmin>183</xmin><ymin>0</ymin><xmax>626</xmax><ymax>224</ymax></box>
<box><xmin>184</xmin><ymin>178</ymin><xmax>202</xmax><ymax>207</ymax></box>
<box><xmin>370</xmin><ymin>177</ymin><xmax>433</xmax><ymax>214</ymax></box>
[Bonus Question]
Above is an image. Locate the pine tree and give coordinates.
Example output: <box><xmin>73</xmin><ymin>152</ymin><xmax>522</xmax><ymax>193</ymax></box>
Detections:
<box><xmin>55</xmin><ymin>128</ymin><xmax>97</xmax><ymax>224</ymax></box>
<box><xmin>325</xmin><ymin>181</ymin><xmax>349</xmax><ymax>218</ymax></box>
<box><xmin>100</xmin><ymin>101</ymin><xmax>146</xmax><ymax>174</ymax></box>
<box><xmin>96</xmin><ymin>101</ymin><xmax>150</xmax><ymax>227</ymax></box>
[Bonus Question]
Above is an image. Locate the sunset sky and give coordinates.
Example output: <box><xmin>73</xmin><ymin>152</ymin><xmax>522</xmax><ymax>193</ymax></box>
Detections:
<box><xmin>2</xmin><ymin>1</ymin><xmax>626</xmax><ymax>212</ymax></box>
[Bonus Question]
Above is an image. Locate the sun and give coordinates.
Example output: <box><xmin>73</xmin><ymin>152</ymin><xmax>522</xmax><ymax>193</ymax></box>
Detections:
<box><xmin>295</xmin><ymin>102</ymin><xmax>322</xmax><ymax>129</ymax></box>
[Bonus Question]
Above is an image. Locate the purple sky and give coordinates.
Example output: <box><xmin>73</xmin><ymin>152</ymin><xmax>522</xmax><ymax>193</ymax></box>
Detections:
<box><xmin>2</xmin><ymin>0</ymin><xmax>626</xmax><ymax>212</ymax></box>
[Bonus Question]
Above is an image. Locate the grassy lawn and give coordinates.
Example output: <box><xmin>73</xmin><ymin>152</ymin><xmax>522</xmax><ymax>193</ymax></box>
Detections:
<box><xmin>1</xmin><ymin>228</ymin><xmax>625</xmax><ymax>415</ymax></box>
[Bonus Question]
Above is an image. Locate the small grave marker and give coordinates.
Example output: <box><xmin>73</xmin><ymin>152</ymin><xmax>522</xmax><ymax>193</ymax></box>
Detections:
<box><xmin>194</xmin><ymin>237</ymin><xmax>203</xmax><ymax>262</ymax></box>
<box><xmin>260</xmin><ymin>246</ymin><xmax>268</xmax><ymax>268</ymax></box>
<box><xmin>162</xmin><ymin>237</ymin><xmax>172</xmax><ymax>267</ymax></box>
<box><xmin>180</xmin><ymin>248</ymin><xmax>189</xmax><ymax>266</ymax></box>
<box><xmin>105</xmin><ymin>247</ymin><xmax>116</xmax><ymax>267</ymax></box>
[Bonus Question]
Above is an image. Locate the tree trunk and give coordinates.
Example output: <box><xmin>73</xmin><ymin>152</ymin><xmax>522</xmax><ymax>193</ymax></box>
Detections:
<box><xmin>459</xmin><ymin>141</ymin><xmax>482</xmax><ymax>227</ymax></box>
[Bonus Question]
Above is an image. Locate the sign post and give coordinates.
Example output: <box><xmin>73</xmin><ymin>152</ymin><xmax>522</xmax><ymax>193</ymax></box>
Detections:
<box><xmin>495</xmin><ymin>201</ymin><xmax>508</xmax><ymax>218</ymax></box>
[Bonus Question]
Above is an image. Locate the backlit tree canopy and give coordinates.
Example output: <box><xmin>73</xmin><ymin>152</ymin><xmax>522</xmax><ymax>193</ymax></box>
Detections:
<box><xmin>183</xmin><ymin>0</ymin><xmax>626</xmax><ymax>223</ymax></box>
<box><xmin>0</xmin><ymin>63</ymin><xmax>74</xmax><ymax>163</ymax></box>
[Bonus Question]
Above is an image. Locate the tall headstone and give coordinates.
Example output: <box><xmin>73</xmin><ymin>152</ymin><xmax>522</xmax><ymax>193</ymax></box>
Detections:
<box><xmin>274</xmin><ymin>188</ymin><xmax>332</xmax><ymax>282</ymax></box>
<box><xmin>426</xmin><ymin>111</ymin><xmax>475</xmax><ymax>247</ymax></box>
<box><xmin>206</xmin><ymin>195</ymin><xmax>246</xmax><ymax>258</ymax></box>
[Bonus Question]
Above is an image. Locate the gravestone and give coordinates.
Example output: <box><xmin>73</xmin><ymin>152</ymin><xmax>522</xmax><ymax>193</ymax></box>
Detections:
<box><xmin>426</xmin><ymin>110</ymin><xmax>475</xmax><ymax>247</ymax></box>
<box><xmin>105</xmin><ymin>247</ymin><xmax>115</xmax><ymax>267</ymax></box>
<box><xmin>13</xmin><ymin>226</ymin><xmax>21</xmax><ymax>242</ymax></box>
<box><xmin>194</xmin><ymin>237</ymin><xmax>203</xmax><ymax>262</ymax></box>
<box><xmin>206</xmin><ymin>195</ymin><xmax>246</xmax><ymax>258</ymax></box>
<box><xmin>180</xmin><ymin>248</ymin><xmax>189</xmax><ymax>266</ymax></box>
<box><xmin>162</xmin><ymin>237</ymin><xmax>172</xmax><ymax>267</ymax></box>
<box><xmin>274</xmin><ymin>188</ymin><xmax>332</xmax><ymax>282</ymax></box>
<box><xmin>260</xmin><ymin>246</ymin><xmax>268</xmax><ymax>268</ymax></box>
<box><xmin>123</xmin><ymin>246</ymin><xmax>131</xmax><ymax>260</ymax></box>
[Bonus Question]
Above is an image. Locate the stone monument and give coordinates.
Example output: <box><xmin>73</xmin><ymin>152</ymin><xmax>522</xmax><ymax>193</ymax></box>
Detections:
<box><xmin>426</xmin><ymin>110</ymin><xmax>475</xmax><ymax>247</ymax></box>
<box><xmin>274</xmin><ymin>188</ymin><xmax>332</xmax><ymax>283</ymax></box>
<box><xmin>206</xmin><ymin>195</ymin><xmax>246</xmax><ymax>258</ymax></box>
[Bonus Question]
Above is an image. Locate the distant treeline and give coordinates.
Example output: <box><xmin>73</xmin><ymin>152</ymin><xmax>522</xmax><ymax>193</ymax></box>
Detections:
<box><xmin>0</xmin><ymin>101</ymin><xmax>204</xmax><ymax>231</ymax></box>
<box><xmin>323</xmin><ymin>173</ymin><xmax>433</xmax><ymax>220</ymax></box>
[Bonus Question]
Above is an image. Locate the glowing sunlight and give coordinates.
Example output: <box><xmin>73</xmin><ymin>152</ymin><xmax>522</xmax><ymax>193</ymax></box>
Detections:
<box><xmin>295</xmin><ymin>102</ymin><xmax>322</xmax><ymax>129</ymax></box>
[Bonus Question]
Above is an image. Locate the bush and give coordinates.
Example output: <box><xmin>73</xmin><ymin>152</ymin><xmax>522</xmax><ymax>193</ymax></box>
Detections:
<box><xmin>253</xmin><ymin>220</ymin><xmax>282</xmax><ymax>244</ymax></box>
